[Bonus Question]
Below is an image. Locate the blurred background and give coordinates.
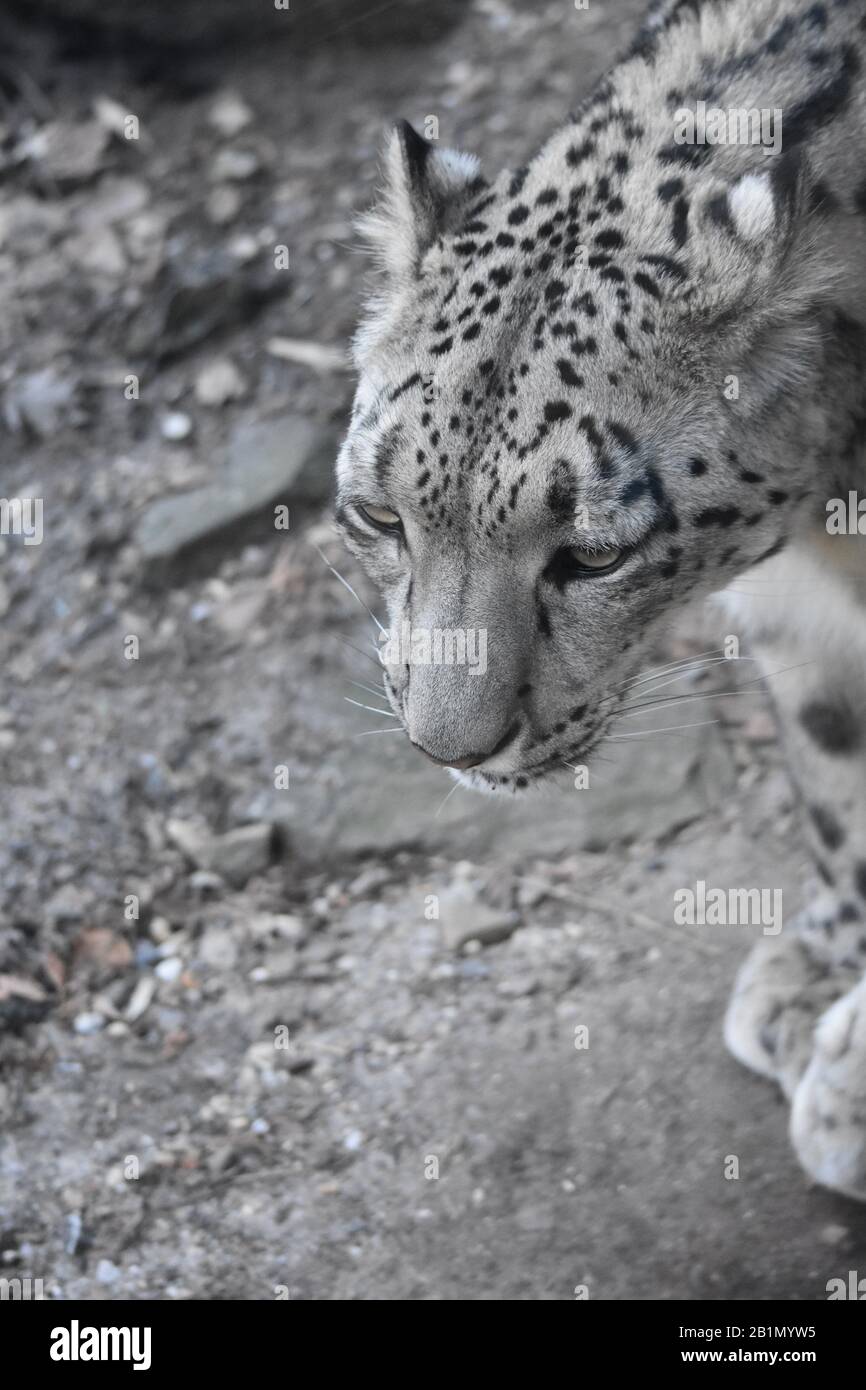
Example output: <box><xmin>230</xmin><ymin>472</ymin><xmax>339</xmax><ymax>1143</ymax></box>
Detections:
<box><xmin>1</xmin><ymin>0</ymin><xmax>864</xmax><ymax>1300</ymax></box>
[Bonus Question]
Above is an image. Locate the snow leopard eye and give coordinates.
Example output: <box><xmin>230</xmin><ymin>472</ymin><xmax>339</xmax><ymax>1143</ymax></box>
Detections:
<box><xmin>545</xmin><ymin>544</ymin><xmax>626</xmax><ymax>583</ymax></box>
<box><xmin>357</xmin><ymin>503</ymin><xmax>403</xmax><ymax>533</ymax></box>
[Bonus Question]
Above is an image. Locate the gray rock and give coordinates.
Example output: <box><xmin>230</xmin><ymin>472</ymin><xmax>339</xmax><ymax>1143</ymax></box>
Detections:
<box><xmin>3</xmin><ymin>369</ymin><xmax>75</xmax><ymax>438</ymax></box>
<box><xmin>126</xmin><ymin>241</ymin><xmax>287</xmax><ymax>360</ymax></box>
<box><xmin>197</xmin><ymin>925</ymin><xmax>240</xmax><ymax>971</ymax></box>
<box><xmin>194</xmin><ymin>358</ymin><xmax>247</xmax><ymax>406</ymax></box>
<box><xmin>76</xmin><ymin>176</ymin><xmax>149</xmax><ymax>230</ymax></box>
<box><xmin>437</xmin><ymin>887</ymin><xmax>521</xmax><ymax>952</ymax></box>
<box><xmin>226</xmin><ymin>414</ymin><xmax>336</xmax><ymax>506</ymax></box>
<box><xmin>166</xmin><ymin>818</ymin><xmax>273</xmax><ymax>888</ymax></box>
<box><xmin>134</xmin><ymin>413</ymin><xmax>336</xmax><ymax>559</ymax></box>
<box><xmin>25</xmin><ymin>119</ymin><xmax>108</xmax><ymax>186</ymax></box>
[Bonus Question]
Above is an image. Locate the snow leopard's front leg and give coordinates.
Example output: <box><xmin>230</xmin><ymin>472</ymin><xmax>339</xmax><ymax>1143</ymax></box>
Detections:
<box><xmin>721</xmin><ymin>532</ymin><xmax>866</xmax><ymax>1199</ymax></box>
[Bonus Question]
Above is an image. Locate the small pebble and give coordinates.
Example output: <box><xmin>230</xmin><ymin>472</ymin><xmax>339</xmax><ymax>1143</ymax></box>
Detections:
<box><xmin>155</xmin><ymin>956</ymin><xmax>183</xmax><ymax>983</ymax></box>
<box><xmin>73</xmin><ymin>1011</ymin><xmax>105</xmax><ymax>1035</ymax></box>
<box><xmin>161</xmin><ymin>411</ymin><xmax>192</xmax><ymax>442</ymax></box>
<box><xmin>96</xmin><ymin>1259</ymin><xmax>121</xmax><ymax>1285</ymax></box>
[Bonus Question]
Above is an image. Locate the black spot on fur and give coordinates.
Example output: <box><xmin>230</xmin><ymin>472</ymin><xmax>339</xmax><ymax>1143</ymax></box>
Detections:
<box><xmin>657</xmin><ymin>178</ymin><xmax>683</xmax><ymax>202</ymax></box>
<box><xmin>657</xmin><ymin>141</ymin><xmax>711</xmax><ymax>168</ymax></box>
<box><xmin>706</xmin><ymin>192</ymin><xmax>734</xmax><ymax>232</ymax></box>
<box><xmin>800</xmin><ymin>698</ymin><xmax>862</xmax><ymax>755</ymax></box>
<box><xmin>671</xmin><ymin>196</ymin><xmax>689</xmax><ymax>247</ymax></box>
<box><xmin>640</xmin><ymin>253</ymin><xmax>688</xmax><ymax>283</ymax></box>
<box><xmin>694</xmin><ymin>506</ymin><xmax>740</xmax><ymax>528</ymax></box>
<box><xmin>595</xmin><ymin>228</ymin><xmax>624</xmax><ymax>250</ymax></box>
<box><xmin>508</xmin><ymin>166</ymin><xmax>529</xmax><ymax>198</ymax></box>
<box><xmin>817</xmin><ymin>859</ymin><xmax>835</xmax><ymax>887</ymax></box>
<box><xmin>633</xmin><ymin>271</ymin><xmax>661</xmax><ymax>300</ymax></box>
<box><xmin>620</xmin><ymin>477</ymin><xmax>648</xmax><ymax>505</ymax></box>
<box><xmin>809</xmin><ymin>803</ymin><xmax>846</xmax><ymax>852</ymax></box>
<box><xmin>783</xmin><ymin>43</ymin><xmax>860</xmax><ymax>148</ymax></box>
<box><xmin>546</xmin><ymin>464</ymin><xmax>577</xmax><ymax>521</ymax></box>
<box><xmin>556</xmin><ymin>358</ymin><xmax>584</xmax><ymax>388</ymax></box>
<box><xmin>608</xmin><ymin>422</ymin><xmax>638</xmax><ymax>454</ymax></box>
<box><xmin>578</xmin><ymin>414</ymin><xmax>603</xmax><ymax>449</ymax></box>
<box><xmin>388</xmin><ymin>372</ymin><xmax>421</xmax><ymax>403</ymax></box>
<box><xmin>566</xmin><ymin>138</ymin><xmax>596</xmax><ymax>167</ymax></box>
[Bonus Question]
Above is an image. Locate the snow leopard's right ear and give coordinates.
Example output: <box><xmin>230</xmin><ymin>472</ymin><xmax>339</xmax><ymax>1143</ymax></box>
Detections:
<box><xmin>357</xmin><ymin>120</ymin><xmax>484</xmax><ymax>282</ymax></box>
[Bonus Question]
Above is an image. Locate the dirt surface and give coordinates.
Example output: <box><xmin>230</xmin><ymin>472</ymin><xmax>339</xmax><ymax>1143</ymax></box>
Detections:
<box><xmin>2</xmin><ymin>0</ymin><xmax>866</xmax><ymax>1301</ymax></box>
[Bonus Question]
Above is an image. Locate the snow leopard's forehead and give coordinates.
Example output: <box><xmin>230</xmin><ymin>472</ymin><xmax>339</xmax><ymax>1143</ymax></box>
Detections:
<box><xmin>343</xmin><ymin>161</ymin><xmax>699</xmax><ymax>549</ymax></box>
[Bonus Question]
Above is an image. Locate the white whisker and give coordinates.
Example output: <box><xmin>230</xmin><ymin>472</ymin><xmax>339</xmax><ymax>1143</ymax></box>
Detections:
<box><xmin>348</xmin><ymin>679</ymin><xmax>389</xmax><ymax>699</ymax></box>
<box><xmin>344</xmin><ymin>697</ymin><xmax>397</xmax><ymax>717</ymax></box>
<box><xmin>313</xmin><ymin>543</ymin><xmax>386</xmax><ymax>635</ymax></box>
<box><xmin>617</xmin><ymin>648</ymin><xmax>726</xmax><ymax>692</ymax></box>
<box><xmin>434</xmin><ymin>779</ymin><xmax>462</xmax><ymax>819</ymax></box>
<box><xmin>621</xmin><ymin>654</ymin><xmax>760</xmax><ymax>698</ymax></box>
<box><xmin>605</xmin><ymin>717</ymin><xmax>720</xmax><ymax>739</ymax></box>
<box><xmin>334</xmin><ymin>633</ymin><xmax>384</xmax><ymax>669</ymax></box>
<box><xmin>349</xmin><ymin>728</ymin><xmax>405</xmax><ymax>738</ymax></box>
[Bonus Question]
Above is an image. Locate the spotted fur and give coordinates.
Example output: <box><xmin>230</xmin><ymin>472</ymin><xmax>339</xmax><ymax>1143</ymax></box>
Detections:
<box><xmin>336</xmin><ymin>0</ymin><xmax>866</xmax><ymax>1198</ymax></box>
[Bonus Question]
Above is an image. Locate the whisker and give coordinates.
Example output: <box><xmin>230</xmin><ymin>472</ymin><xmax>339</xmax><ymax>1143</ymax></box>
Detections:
<box><xmin>434</xmin><ymin>779</ymin><xmax>462</xmax><ymax>820</ymax></box>
<box><xmin>344</xmin><ymin>697</ymin><xmax>397</xmax><ymax>717</ymax></box>
<box><xmin>313</xmin><ymin>543</ymin><xmax>386</xmax><ymax>635</ymax></box>
<box><xmin>348</xmin><ymin>679</ymin><xmax>389</xmax><ymax>699</ymax></box>
<box><xmin>617</xmin><ymin>648</ymin><xmax>727</xmax><ymax>692</ymax></box>
<box><xmin>617</xmin><ymin>688</ymin><xmax>755</xmax><ymax>719</ymax></box>
<box><xmin>333</xmin><ymin>633</ymin><xmax>384</xmax><ymax>669</ymax></box>
<box><xmin>616</xmin><ymin>657</ymin><xmax>815</xmax><ymax>720</ymax></box>
<box><xmin>621</xmin><ymin>655</ymin><xmax>760</xmax><ymax>698</ymax></box>
<box><xmin>349</xmin><ymin>727</ymin><xmax>405</xmax><ymax>738</ymax></box>
<box><xmin>604</xmin><ymin>717</ymin><xmax>720</xmax><ymax>739</ymax></box>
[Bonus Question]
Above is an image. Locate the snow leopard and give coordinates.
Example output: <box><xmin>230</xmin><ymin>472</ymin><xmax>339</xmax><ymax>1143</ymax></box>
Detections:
<box><xmin>335</xmin><ymin>0</ymin><xmax>866</xmax><ymax>1200</ymax></box>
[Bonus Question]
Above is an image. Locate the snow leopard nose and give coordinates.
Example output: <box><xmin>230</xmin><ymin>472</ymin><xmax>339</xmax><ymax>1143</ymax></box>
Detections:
<box><xmin>411</xmin><ymin>720</ymin><xmax>521</xmax><ymax>770</ymax></box>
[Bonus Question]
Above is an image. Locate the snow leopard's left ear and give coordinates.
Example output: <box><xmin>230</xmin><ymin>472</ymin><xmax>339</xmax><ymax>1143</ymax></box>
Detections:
<box><xmin>684</xmin><ymin>149</ymin><xmax>835</xmax><ymax>321</ymax></box>
<box><xmin>357</xmin><ymin>120</ymin><xmax>483</xmax><ymax>282</ymax></box>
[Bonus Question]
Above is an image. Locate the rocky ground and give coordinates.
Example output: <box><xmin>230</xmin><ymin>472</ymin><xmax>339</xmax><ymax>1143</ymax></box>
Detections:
<box><xmin>2</xmin><ymin>0</ymin><xmax>865</xmax><ymax>1301</ymax></box>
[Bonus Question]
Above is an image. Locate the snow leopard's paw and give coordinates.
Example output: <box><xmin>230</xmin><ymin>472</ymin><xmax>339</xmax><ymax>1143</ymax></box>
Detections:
<box><xmin>724</xmin><ymin>929</ymin><xmax>857</xmax><ymax>1100</ymax></box>
<box><xmin>790</xmin><ymin>976</ymin><xmax>866</xmax><ymax>1202</ymax></box>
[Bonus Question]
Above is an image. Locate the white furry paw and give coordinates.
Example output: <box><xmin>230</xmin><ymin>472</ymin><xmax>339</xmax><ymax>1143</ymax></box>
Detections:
<box><xmin>790</xmin><ymin>978</ymin><xmax>866</xmax><ymax>1202</ymax></box>
<box><xmin>724</xmin><ymin>932</ymin><xmax>855</xmax><ymax>1099</ymax></box>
